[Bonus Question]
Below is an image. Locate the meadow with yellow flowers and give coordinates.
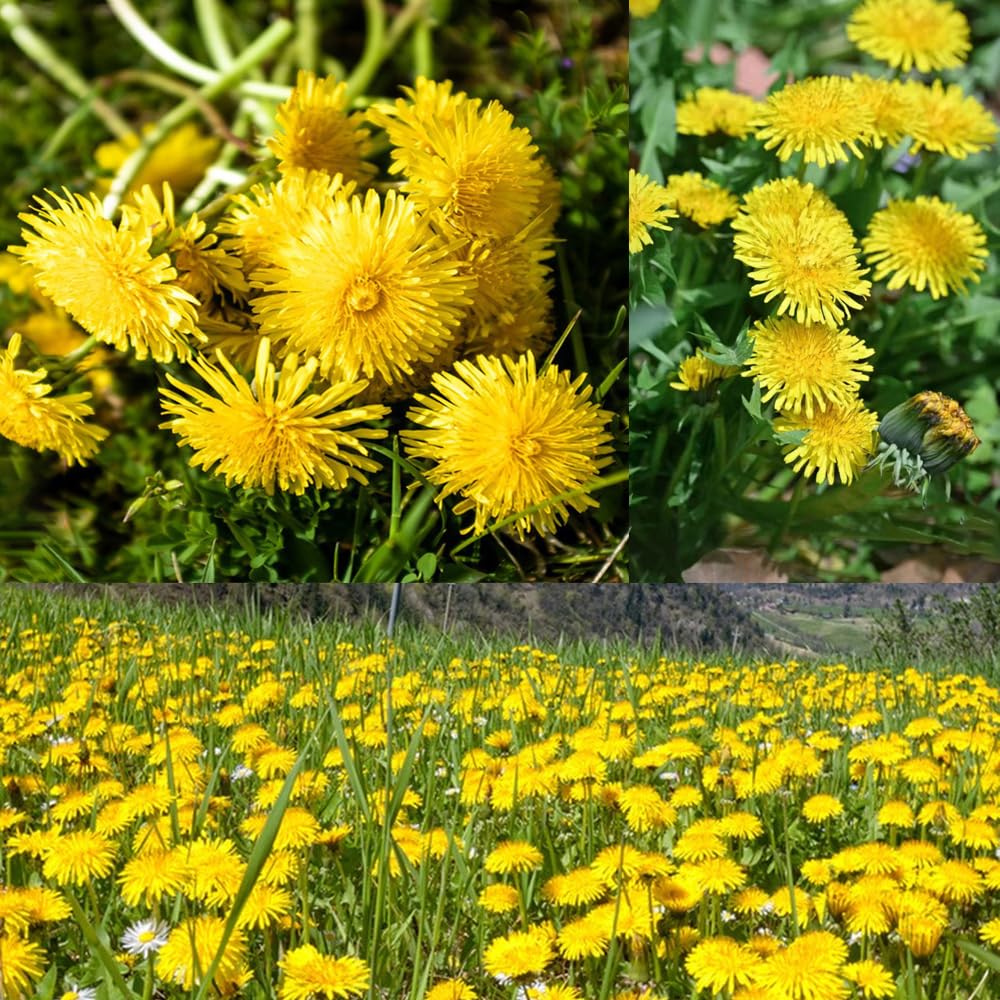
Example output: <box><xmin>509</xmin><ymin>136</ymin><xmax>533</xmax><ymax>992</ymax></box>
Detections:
<box><xmin>3</xmin><ymin>587</ymin><xmax>1000</xmax><ymax>998</ymax></box>
<box><xmin>629</xmin><ymin>0</ymin><xmax>1000</xmax><ymax>581</ymax></box>
<box><xmin>0</xmin><ymin>2</ymin><xmax>627</xmax><ymax>582</ymax></box>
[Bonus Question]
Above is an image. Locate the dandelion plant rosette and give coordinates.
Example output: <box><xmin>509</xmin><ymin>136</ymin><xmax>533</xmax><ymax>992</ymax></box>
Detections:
<box><xmin>630</xmin><ymin>0</ymin><xmax>1000</xmax><ymax>580</ymax></box>
<box><xmin>0</xmin><ymin>2</ymin><xmax>627</xmax><ymax>581</ymax></box>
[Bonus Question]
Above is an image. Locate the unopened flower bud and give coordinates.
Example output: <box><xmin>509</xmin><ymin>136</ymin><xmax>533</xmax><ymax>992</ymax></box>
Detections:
<box><xmin>878</xmin><ymin>391</ymin><xmax>979</xmax><ymax>476</ymax></box>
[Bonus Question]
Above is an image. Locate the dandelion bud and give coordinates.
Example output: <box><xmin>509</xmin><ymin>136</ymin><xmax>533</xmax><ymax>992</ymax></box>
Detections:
<box><xmin>878</xmin><ymin>391</ymin><xmax>979</xmax><ymax>475</ymax></box>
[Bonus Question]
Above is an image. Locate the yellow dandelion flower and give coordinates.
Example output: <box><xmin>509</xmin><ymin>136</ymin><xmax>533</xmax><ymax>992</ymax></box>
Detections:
<box><xmin>980</xmin><ymin>918</ymin><xmax>1000</xmax><ymax>948</ymax></box>
<box><xmin>630</xmin><ymin>0</ymin><xmax>661</xmax><ymax>16</ymax></box>
<box><xmin>732</xmin><ymin>887</ymin><xmax>769</xmax><ymax>915</ymax></box>
<box><xmin>732</xmin><ymin>178</ymin><xmax>871</xmax><ymax>327</ymax></box>
<box><xmin>843</xmin><ymin>960</ymin><xmax>895</xmax><ymax>999</ymax></box>
<box><xmin>663</xmin><ymin>172</ymin><xmax>739</xmax><ymax>229</ymax></box>
<box><xmin>878</xmin><ymin>800</ymin><xmax>915</xmax><ymax>827</ymax></box>
<box><xmin>542</xmin><ymin>867</ymin><xmax>608</xmax><ymax>907</ymax></box>
<box><xmin>629</xmin><ymin>170</ymin><xmax>675</xmax><ymax>253</ymax></box>
<box><xmin>804</xmin><ymin>795</ymin><xmax>847</xmax><ymax>822</ymax></box>
<box><xmin>862</xmin><ymin>197</ymin><xmax>988</xmax><ymax>299</ymax></box>
<box><xmin>426</xmin><ymin>981</ymin><xmax>479</xmax><ymax>1000</ymax></box>
<box><xmin>850</xmin><ymin>75</ymin><xmax>911</xmax><ymax>148</ymax></box>
<box><xmin>0</xmin><ymin>934</ymin><xmax>46</xmax><ymax>999</ymax></box>
<box><xmin>160</xmin><ymin>338</ymin><xmax>388</xmax><ymax>495</ymax></box>
<box><xmin>775</xmin><ymin>397</ymin><xmax>879</xmax><ymax>485</ymax></box>
<box><xmin>41</xmin><ymin>829</ymin><xmax>116</xmax><ymax>885</ymax></box>
<box><xmin>0</xmin><ymin>333</ymin><xmax>107</xmax><ymax>465</ymax></box>
<box><xmin>557</xmin><ymin>915</ymin><xmax>610</xmax><ymax>960</ymax></box>
<box><xmin>220</xmin><ymin>169</ymin><xmax>356</xmax><ymax>276</ymax></box>
<box><xmin>403</xmin><ymin>352</ymin><xmax>614</xmax><ymax>538</ymax></box>
<box><xmin>117</xmin><ymin>849</ymin><xmax>187</xmax><ymax>906</ymax></box>
<box><xmin>94</xmin><ymin>122</ymin><xmax>219</xmax><ymax>197</ymax></box>
<box><xmin>10</xmin><ymin>189</ymin><xmax>201</xmax><ymax>362</ymax></box>
<box><xmin>676</xmin><ymin>87</ymin><xmax>759</xmax><ymax>139</ymax></box>
<box><xmin>754</xmin><ymin>76</ymin><xmax>875</xmax><ymax>167</ymax></box>
<box><xmin>670</xmin><ymin>350</ymin><xmax>740</xmax><ymax>393</ymax></box>
<box><xmin>485</xmin><ymin>840</ymin><xmax>544</xmax><ymax>874</ymax></box>
<box><xmin>269</xmin><ymin>71</ymin><xmax>376</xmax><ymax>184</ymax></box>
<box><xmin>902</xmin><ymin>80</ymin><xmax>998</xmax><ymax>159</ymax></box>
<box><xmin>483</xmin><ymin>927</ymin><xmax>554</xmax><ymax>979</ymax></box>
<box><xmin>688</xmin><ymin>857</ymin><xmax>747</xmax><ymax>894</ymax></box>
<box><xmin>252</xmin><ymin>188</ymin><xmax>471</xmax><ymax>387</ymax></box>
<box><xmin>157</xmin><ymin>917</ymin><xmax>248</xmax><ymax>992</ymax></box>
<box><xmin>744</xmin><ymin>317</ymin><xmax>874</xmax><ymax>418</ymax></box>
<box><xmin>479</xmin><ymin>883</ymin><xmax>520</xmax><ymax>913</ymax></box>
<box><xmin>847</xmin><ymin>0</ymin><xmax>970</xmax><ymax>73</ymax></box>
<box><xmin>369</xmin><ymin>78</ymin><xmax>549</xmax><ymax>238</ymax></box>
<box><xmin>236</xmin><ymin>882</ymin><xmax>294</xmax><ymax>930</ymax></box>
<box><xmin>686</xmin><ymin>937</ymin><xmax>763</xmax><ymax>994</ymax></box>
<box><xmin>756</xmin><ymin>931</ymin><xmax>848</xmax><ymax>1000</ymax></box>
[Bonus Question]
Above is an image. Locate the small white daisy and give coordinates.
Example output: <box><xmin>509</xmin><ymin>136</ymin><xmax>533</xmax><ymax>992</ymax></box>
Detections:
<box><xmin>60</xmin><ymin>986</ymin><xmax>98</xmax><ymax>1000</ymax></box>
<box><xmin>121</xmin><ymin>917</ymin><xmax>170</xmax><ymax>956</ymax></box>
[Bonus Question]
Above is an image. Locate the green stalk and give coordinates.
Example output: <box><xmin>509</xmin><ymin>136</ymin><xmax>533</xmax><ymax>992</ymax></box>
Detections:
<box><xmin>296</xmin><ymin>0</ymin><xmax>320</xmax><ymax>73</ymax></box>
<box><xmin>0</xmin><ymin>2</ymin><xmax>131</xmax><ymax>137</ymax></box>
<box><xmin>411</xmin><ymin>15</ymin><xmax>433</xmax><ymax>78</ymax></box>
<box><xmin>345</xmin><ymin>0</ymin><xmax>386</xmax><ymax>101</ymax></box>
<box><xmin>102</xmin><ymin>17</ymin><xmax>293</xmax><ymax>217</ymax></box>
<box><xmin>194</xmin><ymin>0</ymin><xmax>235</xmax><ymax>68</ymax></box>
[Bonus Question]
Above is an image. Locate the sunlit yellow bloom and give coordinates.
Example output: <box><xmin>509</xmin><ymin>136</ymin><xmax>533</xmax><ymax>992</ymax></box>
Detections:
<box><xmin>850</xmin><ymin>75</ymin><xmax>911</xmax><ymax>148</ymax></box>
<box><xmin>403</xmin><ymin>353</ymin><xmax>614</xmax><ymax>538</ymax></box>
<box><xmin>733</xmin><ymin>178</ymin><xmax>871</xmax><ymax>327</ymax></box>
<box><xmin>160</xmin><ymin>338</ymin><xmax>388</xmax><ymax>494</ymax></box>
<box><xmin>157</xmin><ymin>917</ymin><xmax>248</xmax><ymax>992</ymax></box>
<box><xmin>11</xmin><ymin>189</ymin><xmax>201</xmax><ymax>362</ymax></box>
<box><xmin>802</xmin><ymin>793</ymin><xmax>845</xmax><ymax>822</ymax></box>
<box><xmin>41</xmin><ymin>830</ymin><xmax>116</xmax><ymax>885</ymax></box>
<box><xmin>663</xmin><ymin>172</ymin><xmax>739</xmax><ymax>228</ymax></box>
<box><xmin>902</xmin><ymin>80</ymin><xmax>998</xmax><ymax>159</ymax></box>
<box><xmin>0</xmin><ymin>934</ymin><xmax>46</xmax><ymax>999</ymax></box>
<box><xmin>863</xmin><ymin>197</ymin><xmax>988</xmax><ymax>299</ymax></box>
<box><xmin>269</xmin><ymin>71</ymin><xmax>376</xmax><ymax>184</ymax></box>
<box><xmin>745</xmin><ymin>317</ymin><xmax>874</xmax><ymax>418</ymax></box>
<box><xmin>676</xmin><ymin>88</ymin><xmax>759</xmax><ymax>139</ymax></box>
<box><xmin>0</xmin><ymin>333</ymin><xmax>107</xmax><ymax>465</ymax></box>
<box><xmin>629</xmin><ymin>170</ymin><xmax>675</xmax><ymax>253</ymax></box>
<box><xmin>686</xmin><ymin>937</ymin><xmax>762</xmax><ymax>994</ymax></box>
<box><xmin>847</xmin><ymin>0</ymin><xmax>970</xmax><ymax>72</ymax></box>
<box><xmin>483</xmin><ymin>927</ymin><xmax>554</xmax><ymax>978</ymax></box>
<box><xmin>754</xmin><ymin>76</ymin><xmax>875</xmax><ymax>167</ymax></box>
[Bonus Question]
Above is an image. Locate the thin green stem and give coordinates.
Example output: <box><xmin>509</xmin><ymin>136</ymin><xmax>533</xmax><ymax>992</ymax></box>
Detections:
<box><xmin>194</xmin><ymin>0</ymin><xmax>235</xmax><ymax>68</ymax></box>
<box><xmin>0</xmin><ymin>2</ymin><xmax>131</xmax><ymax>137</ymax></box>
<box><xmin>345</xmin><ymin>0</ymin><xmax>387</xmax><ymax>101</ymax></box>
<box><xmin>296</xmin><ymin>0</ymin><xmax>320</xmax><ymax>73</ymax></box>
<box><xmin>102</xmin><ymin>17</ymin><xmax>293</xmax><ymax>217</ymax></box>
<box><xmin>105</xmin><ymin>0</ymin><xmax>290</xmax><ymax>100</ymax></box>
<box><xmin>411</xmin><ymin>15</ymin><xmax>433</xmax><ymax>78</ymax></box>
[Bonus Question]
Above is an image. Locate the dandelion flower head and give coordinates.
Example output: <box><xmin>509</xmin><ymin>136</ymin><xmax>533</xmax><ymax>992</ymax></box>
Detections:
<box><xmin>268</xmin><ymin>70</ymin><xmax>376</xmax><ymax>184</ymax></box>
<box><xmin>663</xmin><ymin>172</ymin><xmax>739</xmax><ymax>228</ymax></box>
<box><xmin>159</xmin><ymin>337</ymin><xmax>389</xmax><ymax>495</ymax></box>
<box><xmin>733</xmin><ymin>178</ymin><xmax>871</xmax><ymax>326</ymax></box>
<box><xmin>754</xmin><ymin>76</ymin><xmax>875</xmax><ymax>168</ymax></box>
<box><xmin>0</xmin><ymin>333</ymin><xmax>108</xmax><ymax>465</ymax></box>
<box><xmin>676</xmin><ymin>88</ymin><xmax>759</xmax><ymax>139</ymax></box>
<box><xmin>744</xmin><ymin>317</ymin><xmax>874</xmax><ymax>418</ymax></box>
<box><xmin>902</xmin><ymin>80</ymin><xmax>998</xmax><ymax>159</ymax></box>
<box><xmin>847</xmin><ymin>0</ymin><xmax>971</xmax><ymax>73</ymax></box>
<box><xmin>863</xmin><ymin>196</ymin><xmax>988</xmax><ymax>299</ymax></box>
<box><xmin>775</xmin><ymin>397</ymin><xmax>879</xmax><ymax>486</ymax></box>
<box><xmin>629</xmin><ymin>170</ymin><xmax>675</xmax><ymax>253</ymax></box>
<box><xmin>252</xmin><ymin>188</ymin><xmax>472</xmax><ymax>388</ymax></box>
<box><xmin>10</xmin><ymin>189</ymin><xmax>200</xmax><ymax>362</ymax></box>
<box><xmin>403</xmin><ymin>353</ymin><xmax>614</xmax><ymax>538</ymax></box>
<box><xmin>278</xmin><ymin>944</ymin><xmax>370</xmax><ymax>1000</ymax></box>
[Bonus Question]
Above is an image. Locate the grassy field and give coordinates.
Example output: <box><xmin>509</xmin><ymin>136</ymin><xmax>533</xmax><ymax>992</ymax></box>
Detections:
<box><xmin>2</xmin><ymin>588</ymin><xmax>1000</xmax><ymax>999</ymax></box>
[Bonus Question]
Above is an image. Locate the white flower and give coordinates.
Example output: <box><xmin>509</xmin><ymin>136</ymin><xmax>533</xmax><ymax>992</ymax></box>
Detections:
<box><xmin>121</xmin><ymin>918</ymin><xmax>170</xmax><ymax>956</ymax></box>
<box><xmin>230</xmin><ymin>764</ymin><xmax>254</xmax><ymax>781</ymax></box>
<box><xmin>60</xmin><ymin>985</ymin><xmax>98</xmax><ymax>1000</ymax></box>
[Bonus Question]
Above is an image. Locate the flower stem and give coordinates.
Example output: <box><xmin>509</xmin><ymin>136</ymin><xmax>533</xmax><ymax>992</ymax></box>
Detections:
<box><xmin>102</xmin><ymin>17</ymin><xmax>294</xmax><ymax>218</ymax></box>
<box><xmin>0</xmin><ymin>1</ymin><xmax>132</xmax><ymax>137</ymax></box>
<box><xmin>142</xmin><ymin>954</ymin><xmax>154</xmax><ymax>1000</ymax></box>
<box><xmin>194</xmin><ymin>0</ymin><xmax>235</xmax><ymax>69</ymax></box>
<box><xmin>411</xmin><ymin>15</ymin><xmax>434</xmax><ymax>79</ymax></box>
<box><xmin>345</xmin><ymin>0</ymin><xmax>386</xmax><ymax>102</ymax></box>
<box><xmin>296</xmin><ymin>0</ymin><xmax>320</xmax><ymax>74</ymax></box>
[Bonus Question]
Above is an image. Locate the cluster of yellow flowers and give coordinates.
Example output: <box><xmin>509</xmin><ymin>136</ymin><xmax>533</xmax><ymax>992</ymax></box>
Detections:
<box><xmin>630</xmin><ymin>0</ymin><xmax>992</xmax><ymax>487</ymax></box>
<box><xmin>3</xmin><ymin>612</ymin><xmax>1000</xmax><ymax>998</ymax></box>
<box><xmin>3</xmin><ymin>73</ymin><xmax>614</xmax><ymax>539</ymax></box>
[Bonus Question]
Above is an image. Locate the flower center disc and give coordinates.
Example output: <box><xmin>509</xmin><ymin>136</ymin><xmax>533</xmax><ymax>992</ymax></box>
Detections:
<box><xmin>348</xmin><ymin>277</ymin><xmax>381</xmax><ymax>312</ymax></box>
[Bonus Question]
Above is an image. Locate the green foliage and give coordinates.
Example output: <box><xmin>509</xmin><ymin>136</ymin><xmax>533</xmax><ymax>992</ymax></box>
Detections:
<box><xmin>630</xmin><ymin>0</ymin><xmax>1000</xmax><ymax>581</ymax></box>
